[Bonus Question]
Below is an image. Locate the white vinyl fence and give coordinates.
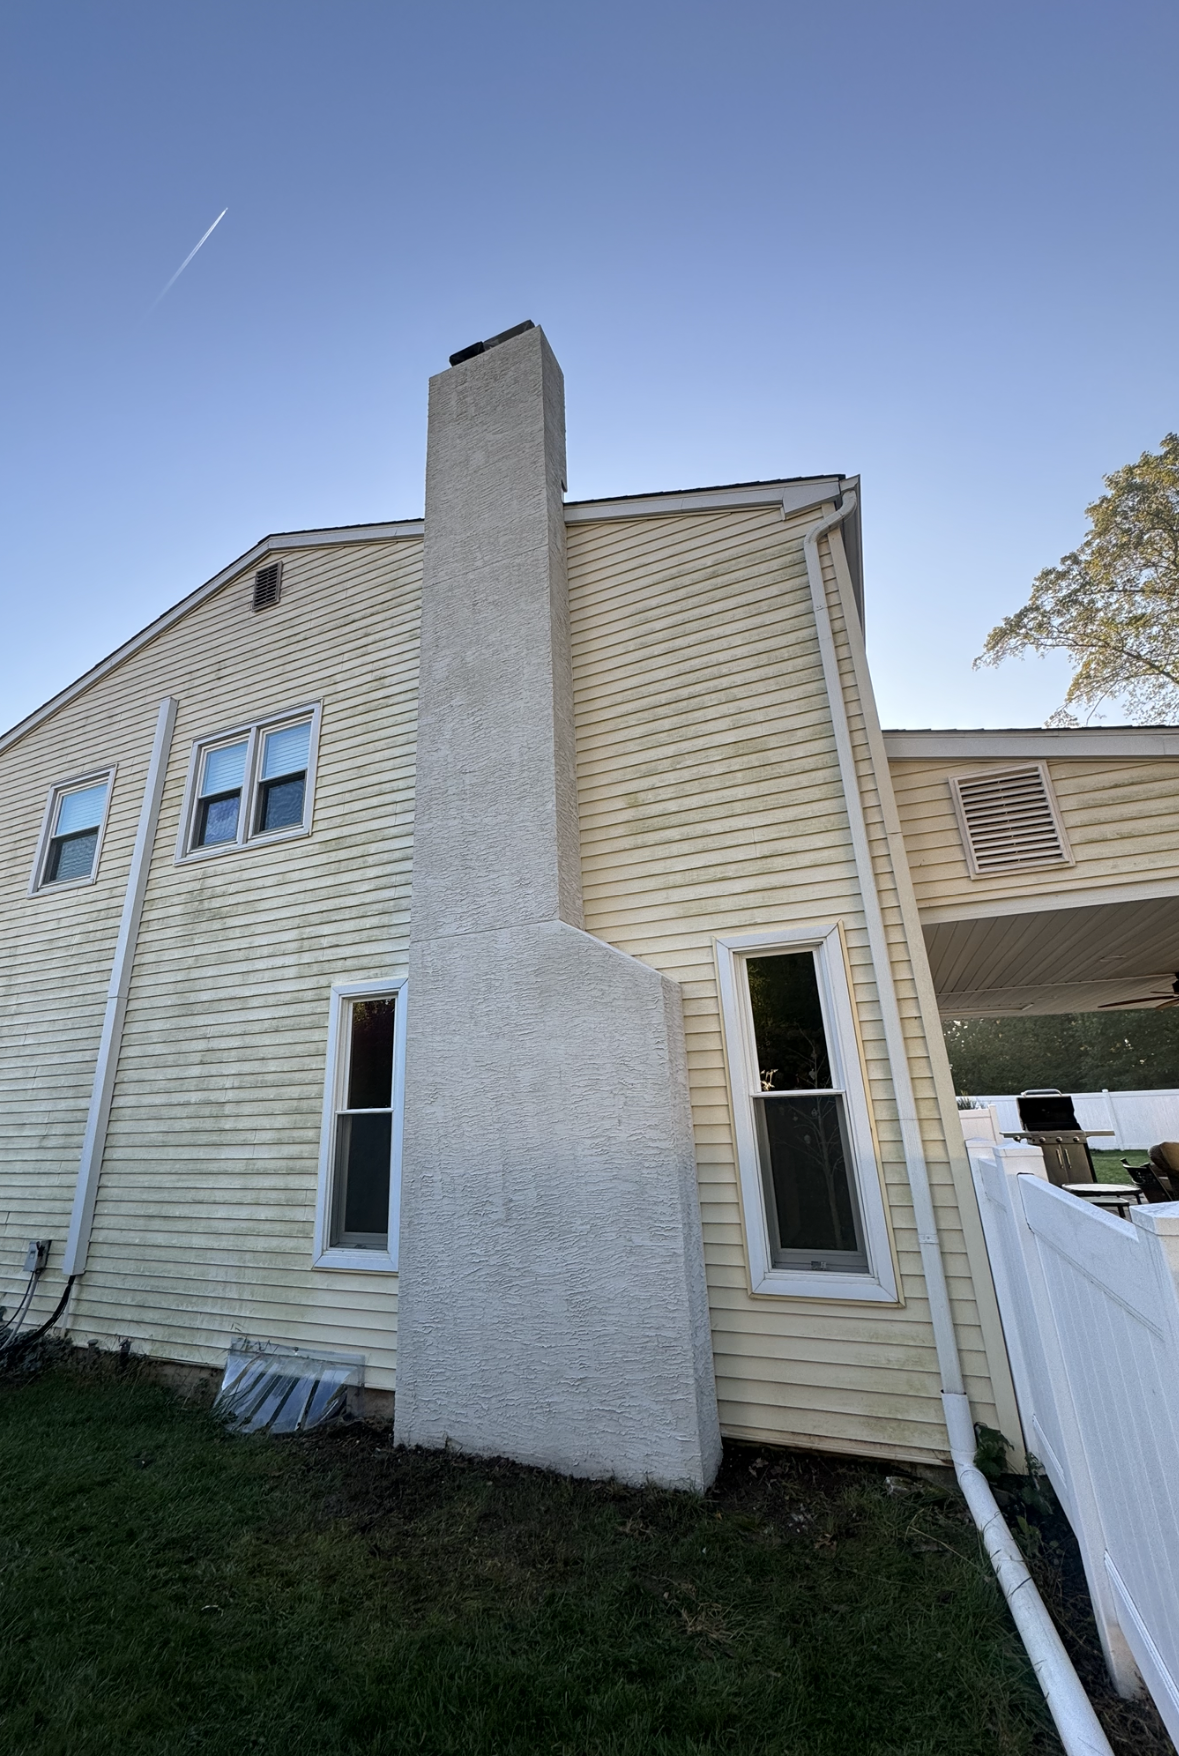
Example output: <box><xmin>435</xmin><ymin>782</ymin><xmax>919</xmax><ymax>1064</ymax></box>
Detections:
<box><xmin>966</xmin><ymin>1089</ymin><xmax>1179</xmax><ymax>1152</ymax></box>
<box><xmin>968</xmin><ymin>1140</ymin><xmax>1179</xmax><ymax>1739</ymax></box>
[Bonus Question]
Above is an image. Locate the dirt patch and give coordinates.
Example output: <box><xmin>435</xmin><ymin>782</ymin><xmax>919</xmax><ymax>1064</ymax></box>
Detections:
<box><xmin>288</xmin><ymin>1420</ymin><xmax>1174</xmax><ymax>1756</ymax></box>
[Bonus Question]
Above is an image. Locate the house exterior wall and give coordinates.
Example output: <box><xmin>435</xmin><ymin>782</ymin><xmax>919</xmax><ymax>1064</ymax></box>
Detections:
<box><xmin>890</xmin><ymin>755</ymin><xmax>1179</xmax><ymax>919</ymax></box>
<box><xmin>0</xmin><ymin>494</ymin><xmax>1020</xmax><ymax>1464</ymax></box>
<box><xmin>0</xmin><ymin>536</ymin><xmax>423</xmax><ymax>1389</ymax></box>
<box><xmin>566</xmin><ymin>504</ymin><xmax>1019</xmax><ymax>1462</ymax></box>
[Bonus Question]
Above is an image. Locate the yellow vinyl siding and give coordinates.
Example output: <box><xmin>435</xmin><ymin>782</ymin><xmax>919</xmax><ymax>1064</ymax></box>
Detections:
<box><xmin>891</xmin><ymin>756</ymin><xmax>1179</xmax><ymax>916</ymax></box>
<box><xmin>0</xmin><ymin>701</ymin><xmax>152</xmax><ymax>1295</ymax></box>
<box><xmin>567</xmin><ymin>506</ymin><xmax>1014</xmax><ymax>1463</ymax></box>
<box><xmin>0</xmin><ymin>538</ymin><xmax>422</xmax><ymax>1389</ymax></box>
<box><xmin>0</xmin><ymin>503</ymin><xmax>1017</xmax><ymax>1460</ymax></box>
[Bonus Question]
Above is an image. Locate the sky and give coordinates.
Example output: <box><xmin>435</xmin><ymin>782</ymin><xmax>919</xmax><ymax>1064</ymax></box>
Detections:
<box><xmin>2</xmin><ymin>0</ymin><xmax>1177</xmax><ymax>734</ymax></box>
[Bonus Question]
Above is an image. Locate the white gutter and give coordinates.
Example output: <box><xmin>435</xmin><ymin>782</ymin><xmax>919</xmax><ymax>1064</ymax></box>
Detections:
<box><xmin>802</xmin><ymin>501</ymin><xmax>1112</xmax><ymax>1756</ymax></box>
<box><xmin>63</xmin><ymin>696</ymin><xmax>178</xmax><ymax>1276</ymax></box>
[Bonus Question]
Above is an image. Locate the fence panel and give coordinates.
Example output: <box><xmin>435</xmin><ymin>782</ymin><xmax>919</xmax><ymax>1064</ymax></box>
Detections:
<box><xmin>968</xmin><ymin>1143</ymin><xmax>1136</xmax><ymax>1695</ymax></box>
<box><xmin>968</xmin><ymin>1139</ymin><xmax>1179</xmax><ymax>1735</ymax></box>
<box><xmin>1020</xmin><ymin>1178</ymin><xmax>1179</xmax><ymax>1734</ymax></box>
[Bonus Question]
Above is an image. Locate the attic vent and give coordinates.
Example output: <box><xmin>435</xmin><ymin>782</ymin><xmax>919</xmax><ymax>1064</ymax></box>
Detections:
<box><xmin>949</xmin><ymin>764</ymin><xmax>1072</xmax><ymax>878</ymax></box>
<box><xmin>253</xmin><ymin>562</ymin><xmax>282</xmax><ymax>611</ymax></box>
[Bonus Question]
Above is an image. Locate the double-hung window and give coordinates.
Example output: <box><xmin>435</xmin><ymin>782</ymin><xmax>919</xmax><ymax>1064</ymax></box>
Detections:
<box><xmin>30</xmin><ymin>769</ymin><xmax>116</xmax><ymax>892</ymax></box>
<box><xmin>313</xmin><ymin>980</ymin><xmax>406</xmax><ymax>1271</ymax></box>
<box><xmin>179</xmin><ymin>705</ymin><xmax>320</xmax><ymax>859</ymax></box>
<box><xmin>716</xmin><ymin>926</ymin><xmax>897</xmax><ymax>1303</ymax></box>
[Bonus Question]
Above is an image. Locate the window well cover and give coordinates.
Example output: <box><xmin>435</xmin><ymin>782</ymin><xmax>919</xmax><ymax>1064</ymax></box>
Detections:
<box><xmin>214</xmin><ymin>1340</ymin><xmax>364</xmax><ymax>1434</ymax></box>
<box><xmin>949</xmin><ymin>763</ymin><xmax>1072</xmax><ymax>876</ymax></box>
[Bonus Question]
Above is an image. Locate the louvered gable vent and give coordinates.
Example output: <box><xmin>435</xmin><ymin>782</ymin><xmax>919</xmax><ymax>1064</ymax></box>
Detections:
<box><xmin>253</xmin><ymin>562</ymin><xmax>282</xmax><ymax>611</ymax></box>
<box><xmin>949</xmin><ymin>764</ymin><xmax>1072</xmax><ymax>877</ymax></box>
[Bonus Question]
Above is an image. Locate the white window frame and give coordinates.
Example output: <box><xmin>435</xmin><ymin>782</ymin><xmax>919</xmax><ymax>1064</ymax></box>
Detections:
<box><xmin>175</xmin><ymin>701</ymin><xmax>322</xmax><ymax>864</ymax></box>
<box><xmin>715</xmin><ymin>925</ymin><xmax>898</xmax><ymax>1303</ymax></box>
<box><xmin>313</xmin><ymin>979</ymin><xmax>406</xmax><ymax>1273</ymax></box>
<box><xmin>29</xmin><ymin>765</ymin><xmax>117</xmax><ymax>895</ymax></box>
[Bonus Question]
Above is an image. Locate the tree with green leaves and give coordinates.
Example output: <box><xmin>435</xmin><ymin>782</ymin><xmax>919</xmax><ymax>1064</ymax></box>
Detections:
<box><xmin>977</xmin><ymin>433</ymin><xmax>1179</xmax><ymax>724</ymax></box>
<box><xmin>943</xmin><ymin>1009</ymin><xmax>1179</xmax><ymax>1096</ymax></box>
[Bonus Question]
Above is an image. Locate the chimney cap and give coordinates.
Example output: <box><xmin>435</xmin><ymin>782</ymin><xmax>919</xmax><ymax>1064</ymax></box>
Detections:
<box><xmin>449</xmin><ymin>320</ymin><xmax>535</xmax><ymax>368</ymax></box>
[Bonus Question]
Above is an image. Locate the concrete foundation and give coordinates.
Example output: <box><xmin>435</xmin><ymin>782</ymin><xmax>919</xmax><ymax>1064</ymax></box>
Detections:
<box><xmin>394</xmin><ymin>325</ymin><xmax>720</xmax><ymax>1489</ymax></box>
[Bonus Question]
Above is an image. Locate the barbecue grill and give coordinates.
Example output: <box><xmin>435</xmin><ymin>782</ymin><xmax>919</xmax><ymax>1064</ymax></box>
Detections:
<box><xmin>1001</xmin><ymin>1089</ymin><xmax>1113</xmax><ymax>1186</ymax></box>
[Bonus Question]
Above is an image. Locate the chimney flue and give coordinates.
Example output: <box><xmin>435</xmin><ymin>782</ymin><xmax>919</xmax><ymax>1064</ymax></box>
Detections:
<box><xmin>448</xmin><ymin>318</ymin><xmax>535</xmax><ymax>367</ymax></box>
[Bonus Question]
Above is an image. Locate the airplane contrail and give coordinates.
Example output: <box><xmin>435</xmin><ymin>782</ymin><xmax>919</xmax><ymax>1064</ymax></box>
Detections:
<box><xmin>148</xmin><ymin>208</ymin><xmax>228</xmax><ymax>312</ymax></box>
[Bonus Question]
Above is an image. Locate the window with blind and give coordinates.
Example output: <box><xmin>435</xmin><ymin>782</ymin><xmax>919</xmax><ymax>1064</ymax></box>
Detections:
<box><xmin>179</xmin><ymin>705</ymin><xmax>320</xmax><ymax>859</ymax></box>
<box><xmin>31</xmin><ymin>769</ymin><xmax>115</xmax><ymax>892</ymax></box>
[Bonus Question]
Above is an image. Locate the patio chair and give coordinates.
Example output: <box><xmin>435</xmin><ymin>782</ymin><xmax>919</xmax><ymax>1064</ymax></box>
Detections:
<box><xmin>1147</xmin><ymin>1143</ymin><xmax>1179</xmax><ymax>1199</ymax></box>
<box><xmin>1122</xmin><ymin>1158</ymin><xmax>1174</xmax><ymax>1204</ymax></box>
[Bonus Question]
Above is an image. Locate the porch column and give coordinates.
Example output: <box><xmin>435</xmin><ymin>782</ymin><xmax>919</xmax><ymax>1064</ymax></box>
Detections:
<box><xmin>394</xmin><ymin>323</ymin><xmax>720</xmax><ymax>1489</ymax></box>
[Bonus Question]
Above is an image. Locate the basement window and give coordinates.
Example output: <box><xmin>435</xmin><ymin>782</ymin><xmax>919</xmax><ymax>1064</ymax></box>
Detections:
<box><xmin>949</xmin><ymin>764</ymin><xmax>1072</xmax><ymax>878</ymax></box>
<box><xmin>715</xmin><ymin>926</ymin><xmax>898</xmax><ymax>1303</ymax></box>
<box><xmin>31</xmin><ymin>768</ymin><xmax>116</xmax><ymax>893</ymax></box>
<box><xmin>313</xmin><ymin>980</ymin><xmax>405</xmax><ymax>1272</ymax></box>
<box><xmin>178</xmin><ymin>705</ymin><xmax>320</xmax><ymax>861</ymax></box>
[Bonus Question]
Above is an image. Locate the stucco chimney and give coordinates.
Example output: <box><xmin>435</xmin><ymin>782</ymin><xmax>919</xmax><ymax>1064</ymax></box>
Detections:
<box><xmin>394</xmin><ymin>324</ymin><xmax>721</xmax><ymax>1490</ymax></box>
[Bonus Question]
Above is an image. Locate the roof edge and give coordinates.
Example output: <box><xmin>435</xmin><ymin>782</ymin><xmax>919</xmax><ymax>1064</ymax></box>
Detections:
<box><xmin>0</xmin><ymin>479</ymin><xmax>853</xmax><ymax>759</ymax></box>
<box><xmin>564</xmin><ymin>477</ymin><xmax>846</xmax><ymax>522</ymax></box>
<box><xmin>0</xmin><ymin>520</ymin><xmax>424</xmax><ymax>759</ymax></box>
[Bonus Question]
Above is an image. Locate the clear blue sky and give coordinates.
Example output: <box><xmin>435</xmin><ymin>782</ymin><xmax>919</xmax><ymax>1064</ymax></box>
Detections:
<box><xmin>3</xmin><ymin>1</ymin><xmax>1176</xmax><ymax>733</ymax></box>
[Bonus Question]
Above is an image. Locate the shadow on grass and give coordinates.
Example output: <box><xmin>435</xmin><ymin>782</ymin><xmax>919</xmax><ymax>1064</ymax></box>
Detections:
<box><xmin>0</xmin><ymin>1350</ymin><xmax>1124</xmax><ymax>1755</ymax></box>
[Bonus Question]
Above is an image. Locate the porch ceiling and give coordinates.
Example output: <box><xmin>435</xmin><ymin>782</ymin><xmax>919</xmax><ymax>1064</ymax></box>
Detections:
<box><xmin>925</xmin><ymin>894</ymin><xmax>1179</xmax><ymax>1016</ymax></box>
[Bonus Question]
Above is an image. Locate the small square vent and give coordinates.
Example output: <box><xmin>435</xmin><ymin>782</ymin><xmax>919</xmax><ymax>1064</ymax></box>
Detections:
<box><xmin>949</xmin><ymin>763</ymin><xmax>1072</xmax><ymax>878</ymax></box>
<box><xmin>253</xmin><ymin>562</ymin><xmax>282</xmax><ymax>611</ymax></box>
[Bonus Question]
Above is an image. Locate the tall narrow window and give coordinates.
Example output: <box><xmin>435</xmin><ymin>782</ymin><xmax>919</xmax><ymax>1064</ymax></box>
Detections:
<box><xmin>715</xmin><ymin>926</ymin><xmax>896</xmax><ymax>1302</ymax></box>
<box><xmin>746</xmin><ymin>953</ymin><xmax>867</xmax><ymax>1272</ymax></box>
<box><xmin>194</xmin><ymin>740</ymin><xmax>248</xmax><ymax>847</ymax></box>
<box><xmin>331</xmin><ymin>997</ymin><xmax>396</xmax><ymax>1248</ymax></box>
<box><xmin>314</xmin><ymin>979</ymin><xmax>404</xmax><ymax>1270</ymax></box>
<box><xmin>32</xmin><ymin>769</ymin><xmax>115</xmax><ymax>892</ymax></box>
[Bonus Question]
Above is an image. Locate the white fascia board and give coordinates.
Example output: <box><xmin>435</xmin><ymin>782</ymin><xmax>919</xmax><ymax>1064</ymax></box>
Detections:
<box><xmin>917</xmin><ymin>874</ymin><xmax>1179</xmax><ymax>926</ymax></box>
<box><xmin>0</xmin><ymin>520</ymin><xmax>425</xmax><ymax>759</ymax></box>
<box><xmin>884</xmin><ymin>728</ymin><xmax>1179</xmax><ymax>760</ymax></box>
<box><xmin>563</xmin><ymin>477</ymin><xmax>848</xmax><ymax>523</ymax></box>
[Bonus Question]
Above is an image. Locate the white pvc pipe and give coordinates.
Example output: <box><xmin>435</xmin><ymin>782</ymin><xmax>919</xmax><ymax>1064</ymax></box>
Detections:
<box><xmin>63</xmin><ymin>696</ymin><xmax>178</xmax><ymax>1276</ymax></box>
<box><xmin>944</xmin><ymin>1392</ymin><xmax>1113</xmax><ymax>1755</ymax></box>
<box><xmin>800</xmin><ymin>503</ymin><xmax>1112</xmax><ymax>1756</ymax></box>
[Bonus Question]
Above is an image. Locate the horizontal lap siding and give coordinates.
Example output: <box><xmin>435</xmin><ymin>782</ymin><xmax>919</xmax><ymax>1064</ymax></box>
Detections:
<box><xmin>891</xmin><ymin>756</ymin><xmax>1179</xmax><ymax>914</ymax></box>
<box><xmin>0</xmin><ymin>694</ymin><xmax>154</xmax><ymax>1312</ymax></box>
<box><xmin>568</xmin><ymin>508</ymin><xmax>1007</xmax><ymax>1462</ymax></box>
<box><xmin>0</xmin><ymin>540</ymin><xmax>421</xmax><ymax>1389</ymax></box>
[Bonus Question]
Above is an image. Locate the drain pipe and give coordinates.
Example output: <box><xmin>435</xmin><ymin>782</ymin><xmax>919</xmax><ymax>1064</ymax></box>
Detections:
<box><xmin>801</xmin><ymin>499</ymin><xmax>1112</xmax><ymax>1756</ymax></box>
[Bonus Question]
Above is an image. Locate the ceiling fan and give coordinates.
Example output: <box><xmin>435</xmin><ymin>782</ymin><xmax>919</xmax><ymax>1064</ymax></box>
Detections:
<box><xmin>1100</xmin><ymin>974</ymin><xmax>1179</xmax><ymax>1011</ymax></box>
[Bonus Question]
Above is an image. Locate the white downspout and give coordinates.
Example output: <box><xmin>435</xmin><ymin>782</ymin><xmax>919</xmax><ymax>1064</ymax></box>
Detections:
<box><xmin>62</xmin><ymin>696</ymin><xmax>178</xmax><ymax>1277</ymax></box>
<box><xmin>802</xmin><ymin>501</ymin><xmax>1112</xmax><ymax>1756</ymax></box>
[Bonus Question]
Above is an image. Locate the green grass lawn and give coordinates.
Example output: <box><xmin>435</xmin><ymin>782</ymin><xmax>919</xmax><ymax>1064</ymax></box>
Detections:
<box><xmin>1092</xmin><ymin>1148</ymin><xmax>1150</xmax><ymax>1183</ymax></box>
<box><xmin>1093</xmin><ymin>1148</ymin><xmax>1133</xmax><ymax>1182</ymax></box>
<box><xmin>0</xmin><ymin>1356</ymin><xmax>1120</xmax><ymax>1756</ymax></box>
